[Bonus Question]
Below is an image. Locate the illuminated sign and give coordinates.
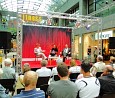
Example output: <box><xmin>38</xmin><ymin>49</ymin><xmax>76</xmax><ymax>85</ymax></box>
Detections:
<box><xmin>21</xmin><ymin>14</ymin><xmax>42</xmax><ymax>22</ymax></box>
<box><xmin>95</xmin><ymin>31</ymin><xmax>113</xmax><ymax>40</ymax></box>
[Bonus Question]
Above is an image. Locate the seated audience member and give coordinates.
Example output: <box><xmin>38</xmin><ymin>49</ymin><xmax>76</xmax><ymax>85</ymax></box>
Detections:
<box><xmin>90</xmin><ymin>55</ymin><xmax>105</xmax><ymax>76</ymax></box>
<box><xmin>75</xmin><ymin>62</ymin><xmax>100</xmax><ymax>98</ymax></box>
<box><xmin>13</xmin><ymin>71</ymin><xmax>45</xmax><ymax>98</ymax></box>
<box><xmin>109</xmin><ymin>56</ymin><xmax>115</xmax><ymax>67</ymax></box>
<box><xmin>47</xmin><ymin>62</ymin><xmax>78</xmax><ymax>98</ymax></box>
<box><xmin>62</xmin><ymin>44</ymin><xmax>71</xmax><ymax>62</ymax></box>
<box><xmin>36</xmin><ymin>60</ymin><xmax>52</xmax><ymax>77</ymax></box>
<box><xmin>69</xmin><ymin>59</ymin><xmax>80</xmax><ymax>73</ymax></box>
<box><xmin>49</xmin><ymin>44</ymin><xmax>58</xmax><ymax>57</ymax></box>
<box><xmin>0</xmin><ymin>68</ymin><xmax>10</xmax><ymax>98</ymax></box>
<box><xmin>52</xmin><ymin>57</ymin><xmax>63</xmax><ymax>76</ymax></box>
<box><xmin>2</xmin><ymin>58</ymin><xmax>15</xmax><ymax>79</ymax></box>
<box><xmin>34</xmin><ymin>43</ymin><xmax>47</xmax><ymax>60</ymax></box>
<box><xmin>15</xmin><ymin>63</ymin><xmax>31</xmax><ymax>94</ymax></box>
<box><xmin>98</xmin><ymin>65</ymin><xmax>115</xmax><ymax>95</ymax></box>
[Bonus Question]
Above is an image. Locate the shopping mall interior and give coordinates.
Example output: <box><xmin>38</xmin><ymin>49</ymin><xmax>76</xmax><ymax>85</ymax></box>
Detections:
<box><xmin>0</xmin><ymin>0</ymin><xmax>115</xmax><ymax>98</ymax></box>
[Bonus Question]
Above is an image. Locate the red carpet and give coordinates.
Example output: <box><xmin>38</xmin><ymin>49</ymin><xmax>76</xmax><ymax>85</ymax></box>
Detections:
<box><xmin>22</xmin><ymin>58</ymin><xmax>81</xmax><ymax>68</ymax></box>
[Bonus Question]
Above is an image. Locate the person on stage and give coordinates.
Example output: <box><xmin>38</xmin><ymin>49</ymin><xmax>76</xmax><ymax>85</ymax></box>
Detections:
<box><xmin>62</xmin><ymin>44</ymin><xmax>71</xmax><ymax>62</ymax></box>
<box><xmin>50</xmin><ymin>44</ymin><xmax>58</xmax><ymax>57</ymax></box>
<box><xmin>87</xmin><ymin>46</ymin><xmax>91</xmax><ymax>62</ymax></box>
<box><xmin>34</xmin><ymin>43</ymin><xmax>47</xmax><ymax>60</ymax></box>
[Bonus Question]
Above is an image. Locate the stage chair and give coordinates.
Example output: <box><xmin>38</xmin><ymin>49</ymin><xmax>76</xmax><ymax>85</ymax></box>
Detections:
<box><xmin>54</xmin><ymin>75</ymin><xmax>60</xmax><ymax>81</ymax></box>
<box><xmin>0</xmin><ymin>79</ymin><xmax>15</xmax><ymax>95</ymax></box>
<box><xmin>36</xmin><ymin>76</ymin><xmax>50</xmax><ymax>88</ymax></box>
<box><xmin>34</xmin><ymin>53</ymin><xmax>43</xmax><ymax>61</ymax></box>
<box><xmin>40</xmin><ymin>84</ymin><xmax>49</xmax><ymax>98</ymax></box>
<box><xmin>96</xmin><ymin>72</ymin><xmax>103</xmax><ymax>78</ymax></box>
<box><xmin>69</xmin><ymin>73</ymin><xmax>80</xmax><ymax>82</ymax></box>
<box><xmin>17</xmin><ymin>88</ymin><xmax>25</xmax><ymax>94</ymax></box>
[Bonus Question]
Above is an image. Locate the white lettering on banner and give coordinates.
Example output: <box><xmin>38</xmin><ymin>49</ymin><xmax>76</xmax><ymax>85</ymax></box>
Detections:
<box><xmin>95</xmin><ymin>31</ymin><xmax>113</xmax><ymax>40</ymax></box>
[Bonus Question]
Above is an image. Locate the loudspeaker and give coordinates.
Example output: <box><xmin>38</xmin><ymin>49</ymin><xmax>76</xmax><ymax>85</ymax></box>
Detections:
<box><xmin>0</xmin><ymin>31</ymin><xmax>11</xmax><ymax>49</ymax></box>
<box><xmin>109</xmin><ymin>37</ymin><xmax>115</xmax><ymax>49</ymax></box>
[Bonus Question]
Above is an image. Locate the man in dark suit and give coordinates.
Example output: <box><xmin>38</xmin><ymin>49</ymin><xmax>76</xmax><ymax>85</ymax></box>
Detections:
<box><xmin>62</xmin><ymin>44</ymin><xmax>71</xmax><ymax>62</ymax></box>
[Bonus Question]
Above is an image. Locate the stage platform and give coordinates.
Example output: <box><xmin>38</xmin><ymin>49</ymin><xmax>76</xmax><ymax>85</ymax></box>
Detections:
<box><xmin>22</xmin><ymin>58</ymin><xmax>81</xmax><ymax>69</ymax></box>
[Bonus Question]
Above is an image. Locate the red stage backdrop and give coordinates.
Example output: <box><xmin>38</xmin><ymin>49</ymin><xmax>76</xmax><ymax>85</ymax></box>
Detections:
<box><xmin>22</xmin><ymin>25</ymin><xmax>72</xmax><ymax>58</ymax></box>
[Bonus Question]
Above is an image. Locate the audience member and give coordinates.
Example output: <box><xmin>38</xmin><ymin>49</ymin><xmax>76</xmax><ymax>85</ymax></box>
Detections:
<box><xmin>0</xmin><ymin>68</ymin><xmax>10</xmax><ymax>98</ymax></box>
<box><xmin>90</xmin><ymin>55</ymin><xmax>105</xmax><ymax>76</ymax></box>
<box><xmin>15</xmin><ymin>63</ymin><xmax>31</xmax><ymax>94</ymax></box>
<box><xmin>109</xmin><ymin>56</ymin><xmax>115</xmax><ymax>67</ymax></box>
<box><xmin>48</xmin><ymin>62</ymin><xmax>78</xmax><ymax>98</ymax></box>
<box><xmin>75</xmin><ymin>62</ymin><xmax>100</xmax><ymax>98</ymax></box>
<box><xmin>98</xmin><ymin>65</ymin><xmax>115</xmax><ymax>95</ymax></box>
<box><xmin>49</xmin><ymin>44</ymin><xmax>58</xmax><ymax>57</ymax></box>
<box><xmin>52</xmin><ymin>57</ymin><xmax>63</xmax><ymax>76</ymax></box>
<box><xmin>69</xmin><ymin>59</ymin><xmax>80</xmax><ymax>73</ymax></box>
<box><xmin>34</xmin><ymin>43</ymin><xmax>47</xmax><ymax>60</ymax></box>
<box><xmin>62</xmin><ymin>44</ymin><xmax>71</xmax><ymax>62</ymax></box>
<box><xmin>93</xmin><ymin>47</ymin><xmax>98</xmax><ymax>63</ymax></box>
<box><xmin>2</xmin><ymin>58</ymin><xmax>15</xmax><ymax>79</ymax></box>
<box><xmin>36</xmin><ymin>60</ymin><xmax>52</xmax><ymax>77</ymax></box>
<box><xmin>13</xmin><ymin>71</ymin><xmax>45</xmax><ymax>98</ymax></box>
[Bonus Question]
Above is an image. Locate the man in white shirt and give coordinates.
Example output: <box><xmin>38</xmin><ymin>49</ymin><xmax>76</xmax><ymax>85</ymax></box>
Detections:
<box><xmin>34</xmin><ymin>44</ymin><xmax>47</xmax><ymax>60</ymax></box>
<box><xmin>90</xmin><ymin>55</ymin><xmax>105</xmax><ymax>76</ymax></box>
<box><xmin>36</xmin><ymin>60</ymin><xmax>52</xmax><ymax>77</ymax></box>
<box><xmin>62</xmin><ymin>44</ymin><xmax>71</xmax><ymax>62</ymax></box>
<box><xmin>75</xmin><ymin>62</ymin><xmax>100</xmax><ymax>98</ymax></box>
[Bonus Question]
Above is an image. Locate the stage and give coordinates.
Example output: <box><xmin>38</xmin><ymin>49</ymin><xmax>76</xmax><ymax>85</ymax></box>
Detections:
<box><xmin>22</xmin><ymin>58</ymin><xmax>81</xmax><ymax>68</ymax></box>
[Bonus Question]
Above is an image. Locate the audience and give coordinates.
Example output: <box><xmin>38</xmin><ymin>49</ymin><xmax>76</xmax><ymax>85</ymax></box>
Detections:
<box><xmin>109</xmin><ymin>56</ymin><xmax>115</xmax><ymax>67</ymax></box>
<box><xmin>75</xmin><ymin>62</ymin><xmax>100</xmax><ymax>98</ymax></box>
<box><xmin>36</xmin><ymin>60</ymin><xmax>52</xmax><ymax>77</ymax></box>
<box><xmin>47</xmin><ymin>62</ymin><xmax>78</xmax><ymax>98</ymax></box>
<box><xmin>2</xmin><ymin>58</ymin><xmax>15</xmax><ymax>79</ymax></box>
<box><xmin>90</xmin><ymin>55</ymin><xmax>105</xmax><ymax>76</ymax></box>
<box><xmin>69</xmin><ymin>59</ymin><xmax>80</xmax><ymax>73</ymax></box>
<box><xmin>15</xmin><ymin>63</ymin><xmax>31</xmax><ymax>94</ymax></box>
<box><xmin>52</xmin><ymin>57</ymin><xmax>63</xmax><ymax>76</ymax></box>
<box><xmin>98</xmin><ymin>65</ymin><xmax>115</xmax><ymax>95</ymax></box>
<box><xmin>0</xmin><ymin>68</ymin><xmax>10</xmax><ymax>98</ymax></box>
<box><xmin>13</xmin><ymin>71</ymin><xmax>45</xmax><ymax>98</ymax></box>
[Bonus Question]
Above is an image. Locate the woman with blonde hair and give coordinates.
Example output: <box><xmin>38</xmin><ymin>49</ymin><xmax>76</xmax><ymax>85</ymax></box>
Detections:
<box><xmin>14</xmin><ymin>63</ymin><xmax>31</xmax><ymax>95</ymax></box>
<box><xmin>69</xmin><ymin>59</ymin><xmax>80</xmax><ymax>73</ymax></box>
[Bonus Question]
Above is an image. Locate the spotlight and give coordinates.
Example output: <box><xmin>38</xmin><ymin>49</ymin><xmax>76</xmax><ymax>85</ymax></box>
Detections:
<box><xmin>105</xmin><ymin>1</ymin><xmax>108</xmax><ymax>4</ymax></box>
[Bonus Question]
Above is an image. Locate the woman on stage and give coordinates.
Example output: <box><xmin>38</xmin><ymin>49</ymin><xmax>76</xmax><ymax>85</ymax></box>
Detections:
<box><xmin>50</xmin><ymin>44</ymin><xmax>58</xmax><ymax>57</ymax></box>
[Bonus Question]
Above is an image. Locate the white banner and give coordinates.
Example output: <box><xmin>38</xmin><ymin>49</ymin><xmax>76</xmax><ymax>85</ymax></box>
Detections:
<box><xmin>95</xmin><ymin>31</ymin><xmax>113</xmax><ymax>40</ymax></box>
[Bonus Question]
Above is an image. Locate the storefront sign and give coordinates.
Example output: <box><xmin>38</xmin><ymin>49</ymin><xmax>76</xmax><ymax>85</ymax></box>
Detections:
<box><xmin>21</xmin><ymin>14</ymin><xmax>42</xmax><ymax>22</ymax></box>
<box><xmin>95</xmin><ymin>31</ymin><xmax>113</xmax><ymax>40</ymax></box>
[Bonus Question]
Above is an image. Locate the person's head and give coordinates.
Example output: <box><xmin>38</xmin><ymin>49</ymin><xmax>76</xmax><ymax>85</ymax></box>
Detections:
<box><xmin>70</xmin><ymin>59</ymin><xmax>76</xmax><ymax>67</ymax></box>
<box><xmin>102</xmin><ymin>65</ymin><xmax>113</xmax><ymax>76</ymax></box>
<box><xmin>97</xmin><ymin>55</ymin><xmax>103</xmax><ymax>62</ymax></box>
<box><xmin>80</xmin><ymin>62</ymin><xmax>91</xmax><ymax>74</ymax></box>
<box><xmin>57</xmin><ymin>62</ymin><xmax>69</xmax><ymax>78</ymax></box>
<box><xmin>65</xmin><ymin>44</ymin><xmax>68</xmax><ymax>48</ymax></box>
<box><xmin>23</xmin><ymin>71</ymin><xmax>38</xmax><ymax>89</ymax></box>
<box><xmin>23</xmin><ymin>63</ymin><xmax>31</xmax><ymax>74</ymax></box>
<box><xmin>41</xmin><ymin>60</ymin><xmax>48</xmax><ymax>67</ymax></box>
<box><xmin>36</xmin><ymin>43</ymin><xmax>40</xmax><ymax>48</ymax></box>
<box><xmin>4</xmin><ymin>58</ymin><xmax>12</xmax><ymax>67</ymax></box>
<box><xmin>56</xmin><ymin>58</ymin><xmax>63</xmax><ymax>65</ymax></box>
<box><xmin>53</xmin><ymin>45</ymin><xmax>56</xmax><ymax>48</ymax></box>
<box><xmin>110</xmin><ymin>56</ymin><xmax>115</xmax><ymax>63</ymax></box>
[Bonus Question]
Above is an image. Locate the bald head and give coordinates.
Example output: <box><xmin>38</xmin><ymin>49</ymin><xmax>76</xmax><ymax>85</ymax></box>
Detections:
<box><xmin>103</xmin><ymin>65</ymin><xmax>113</xmax><ymax>75</ymax></box>
<box><xmin>23</xmin><ymin>71</ymin><xmax>38</xmax><ymax>87</ymax></box>
<box><xmin>105</xmin><ymin>65</ymin><xmax>113</xmax><ymax>72</ymax></box>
